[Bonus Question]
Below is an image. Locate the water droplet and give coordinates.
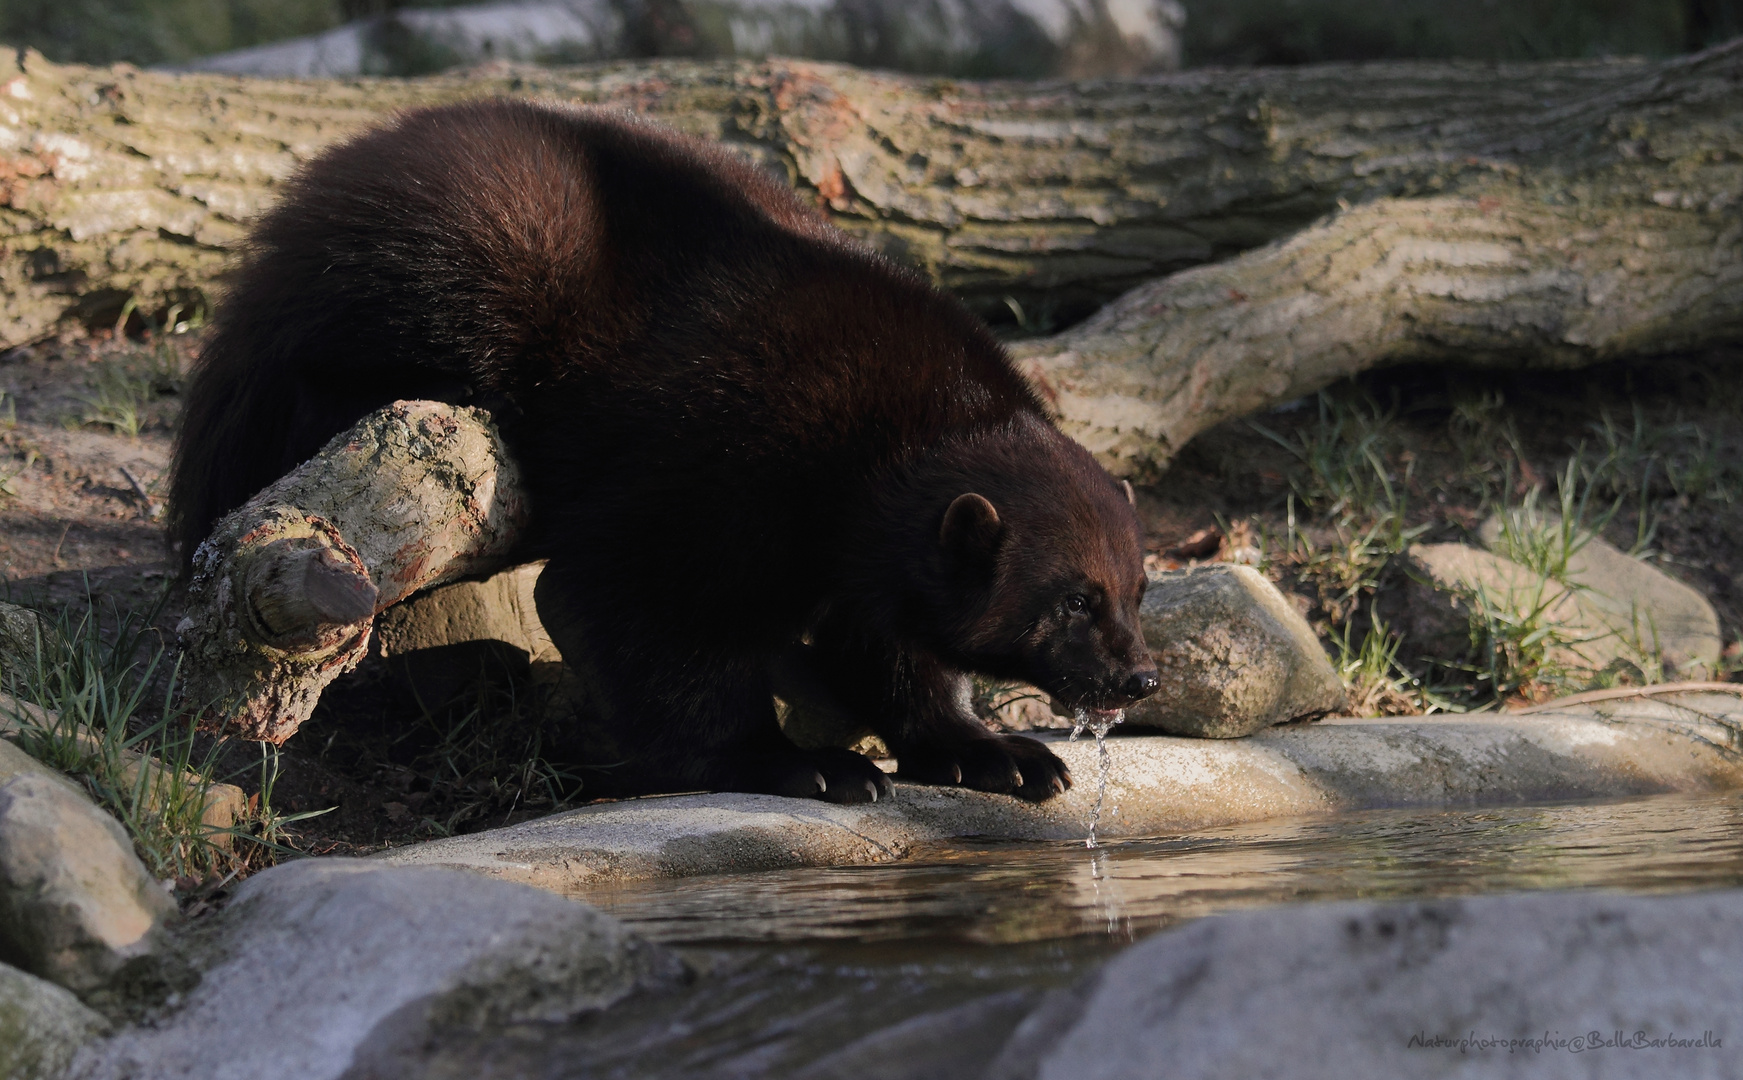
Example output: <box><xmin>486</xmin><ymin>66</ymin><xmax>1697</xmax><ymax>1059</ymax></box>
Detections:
<box><xmin>1069</xmin><ymin>707</ymin><xmax>1124</xmax><ymax>848</ymax></box>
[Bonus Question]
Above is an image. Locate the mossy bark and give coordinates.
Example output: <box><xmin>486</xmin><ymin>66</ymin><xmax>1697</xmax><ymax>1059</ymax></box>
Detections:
<box><xmin>0</xmin><ymin>45</ymin><xmax>1738</xmax><ymax>461</ymax></box>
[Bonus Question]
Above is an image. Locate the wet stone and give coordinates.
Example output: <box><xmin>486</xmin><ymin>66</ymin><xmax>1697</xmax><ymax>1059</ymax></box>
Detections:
<box><xmin>0</xmin><ymin>774</ymin><xmax>177</xmax><ymax>999</ymax></box>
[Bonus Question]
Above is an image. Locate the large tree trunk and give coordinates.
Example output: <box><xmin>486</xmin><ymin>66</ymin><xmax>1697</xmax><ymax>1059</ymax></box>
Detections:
<box><xmin>0</xmin><ymin>44</ymin><xmax>1739</xmax><ymax>450</ymax></box>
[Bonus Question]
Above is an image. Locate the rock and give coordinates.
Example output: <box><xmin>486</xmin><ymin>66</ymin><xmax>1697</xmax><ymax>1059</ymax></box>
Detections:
<box><xmin>1403</xmin><ymin>533</ymin><xmax>1723</xmax><ymax>679</ymax></box>
<box><xmin>0</xmin><ymin>737</ymin><xmax>87</xmax><ymax>796</ymax></box>
<box><xmin>76</xmin><ymin>860</ymin><xmax>688</xmax><ymax>1080</ymax></box>
<box><xmin>1480</xmin><ymin>514</ymin><xmax>1722</xmax><ymax>677</ymax></box>
<box><xmin>0</xmin><ymin>774</ymin><xmax>177</xmax><ymax>999</ymax></box>
<box><xmin>1125</xmin><ymin>564</ymin><xmax>1344</xmax><ymax>737</ymax></box>
<box><xmin>795</xmin><ymin>990</ymin><xmax>1042</xmax><ymax>1080</ymax></box>
<box><xmin>992</xmin><ymin>888</ymin><xmax>1743</xmax><ymax>1080</ymax></box>
<box><xmin>385</xmin><ymin>688</ymin><xmax>1743</xmax><ymax>886</ymax></box>
<box><xmin>0</xmin><ymin>600</ymin><xmax>52</xmax><ymax>673</ymax></box>
<box><xmin>1400</xmin><ymin>542</ymin><xmax>1583</xmax><ymax>659</ymax></box>
<box><xmin>0</xmin><ymin>694</ymin><xmax>249</xmax><ymax>845</ymax></box>
<box><xmin>0</xmin><ymin>961</ymin><xmax>111</xmax><ymax>1080</ymax></box>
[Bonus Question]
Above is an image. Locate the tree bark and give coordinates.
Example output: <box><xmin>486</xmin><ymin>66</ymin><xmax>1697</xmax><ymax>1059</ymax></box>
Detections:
<box><xmin>177</xmin><ymin>401</ymin><xmax>526</xmax><ymax>743</ymax></box>
<box><xmin>1001</xmin><ymin>40</ymin><xmax>1743</xmax><ymax>476</ymax></box>
<box><xmin>1013</xmin><ymin>185</ymin><xmax>1743</xmax><ymax>478</ymax></box>
<box><xmin>0</xmin><ymin>44</ymin><xmax>1739</xmax><ymax>347</ymax></box>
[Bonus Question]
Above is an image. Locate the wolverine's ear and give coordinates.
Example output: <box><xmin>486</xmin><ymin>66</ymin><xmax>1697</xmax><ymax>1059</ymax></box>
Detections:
<box><xmin>941</xmin><ymin>493</ymin><xmax>1003</xmax><ymax>565</ymax></box>
<box><xmin>1122</xmin><ymin>480</ymin><xmax>1136</xmax><ymax>507</ymax></box>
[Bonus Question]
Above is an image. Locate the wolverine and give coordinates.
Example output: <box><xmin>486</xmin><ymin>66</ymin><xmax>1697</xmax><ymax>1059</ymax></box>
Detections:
<box><xmin>170</xmin><ymin>101</ymin><xmax>1159</xmax><ymax>804</ymax></box>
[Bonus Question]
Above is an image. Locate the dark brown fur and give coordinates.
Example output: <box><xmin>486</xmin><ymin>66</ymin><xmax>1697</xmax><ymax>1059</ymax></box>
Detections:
<box><xmin>170</xmin><ymin>101</ymin><xmax>1157</xmax><ymax>803</ymax></box>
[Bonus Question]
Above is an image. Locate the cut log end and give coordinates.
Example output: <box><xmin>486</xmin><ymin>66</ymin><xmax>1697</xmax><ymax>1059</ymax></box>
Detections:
<box><xmin>245</xmin><ymin>538</ymin><xmax>378</xmax><ymax>647</ymax></box>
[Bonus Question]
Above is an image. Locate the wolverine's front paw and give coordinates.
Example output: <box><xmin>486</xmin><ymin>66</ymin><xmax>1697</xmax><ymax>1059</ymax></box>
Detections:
<box><xmin>897</xmin><ymin>735</ymin><xmax>1071</xmax><ymax>802</ymax></box>
<box><xmin>724</xmin><ymin>747</ymin><xmax>895</xmax><ymax>805</ymax></box>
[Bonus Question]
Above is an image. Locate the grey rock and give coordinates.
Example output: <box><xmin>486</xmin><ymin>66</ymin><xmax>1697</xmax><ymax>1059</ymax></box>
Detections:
<box><xmin>75</xmin><ymin>860</ymin><xmax>687</xmax><ymax>1080</ymax></box>
<box><xmin>1400</xmin><ymin>542</ymin><xmax>1579</xmax><ymax>659</ymax></box>
<box><xmin>1404</xmin><ymin>533</ymin><xmax>1722</xmax><ymax>678</ymax></box>
<box><xmin>0</xmin><ymin>737</ymin><xmax>87</xmax><ymax>796</ymax></box>
<box><xmin>0</xmin><ymin>775</ymin><xmax>177</xmax><ymax>999</ymax></box>
<box><xmin>1480</xmin><ymin>514</ymin><xmax>1722</xmax><ymax>677</ymax></box>
<box><xmin>0</xmin><ymin>600</ymin><xmax>52</xmax><ymax>675</ymax></box>
<box><xmin>796</xmin><ymin>990</ymin><xmax>1040</xmax><ymax>1080</ymax></box>
<box><xmin>0</xmin><ymin>961</ymin><xmax>111</xmax><ymax>1080</ymax></box>
<box><xmin>994</xmin><ymin>888</ymin><xmax>1743</xmax><ymax>1080</ymax></box>
<box><xmin>1126</xmin><ymin>564</ymin><xmax>1343</xmax><ymax>737</ymax></box>
<box><xmin>383</xmin><ymin>689</ymin><xmax>1743</xmax><ymax>886</ymax></box>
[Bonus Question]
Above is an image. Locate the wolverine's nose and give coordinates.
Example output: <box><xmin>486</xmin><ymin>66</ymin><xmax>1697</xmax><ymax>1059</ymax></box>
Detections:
<box><xmin>1123</xmin><ymin>669</ymin><xmax>1159</xmax><ymax>701</ymax></box>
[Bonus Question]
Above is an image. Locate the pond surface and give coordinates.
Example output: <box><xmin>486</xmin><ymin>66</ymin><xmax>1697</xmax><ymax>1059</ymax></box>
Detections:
<box><xmin>405</xmin><ymin>792</ymin><xmax>1743</xmax><ymax>1078</ymax></box>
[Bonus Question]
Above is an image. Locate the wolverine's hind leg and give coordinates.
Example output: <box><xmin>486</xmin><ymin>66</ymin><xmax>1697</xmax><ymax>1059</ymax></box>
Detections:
<box><xmin>532</xmin><ymin>558</ymin><xmax>891</xmax><ymax>804</ymax></box>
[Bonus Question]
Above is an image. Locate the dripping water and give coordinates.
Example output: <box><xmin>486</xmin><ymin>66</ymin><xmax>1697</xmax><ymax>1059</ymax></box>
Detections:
<box><xmin>1069</xmin><ymin>707</ymin><xmax>1125</xmax><ymax>848</ymax></box>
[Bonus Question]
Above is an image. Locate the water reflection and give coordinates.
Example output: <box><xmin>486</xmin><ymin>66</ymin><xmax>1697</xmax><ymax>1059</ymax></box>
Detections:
<box><xmin>405</xmin><ymin>793</ymin><xmax>1743</xmax><ymax>1079</ymax></box>
<box><xmin>578</xmin><ymin>792</ymin><xmax>1743</xmax><ymax>947</ymax></box>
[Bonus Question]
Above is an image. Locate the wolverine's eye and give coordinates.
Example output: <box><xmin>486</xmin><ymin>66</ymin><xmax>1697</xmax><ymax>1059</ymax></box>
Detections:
<box><xmin>1065</xmin><ymin>595</ymin><xmax>1089</xmax><ymax>615</ymax></box>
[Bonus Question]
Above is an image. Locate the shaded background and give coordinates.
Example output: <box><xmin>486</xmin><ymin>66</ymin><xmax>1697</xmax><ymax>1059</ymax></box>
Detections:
<box><xmin>0</xmin><ymin>0</ymin><xmax>1738</xmax><ymax>73</ymax></box>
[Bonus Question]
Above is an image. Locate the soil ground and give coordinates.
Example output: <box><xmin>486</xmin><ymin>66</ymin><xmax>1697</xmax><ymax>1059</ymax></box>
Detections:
<box><xmin>3</xmin><ymin>328</ymin><xmax>1740</xmax><ymax>860</ymax></box>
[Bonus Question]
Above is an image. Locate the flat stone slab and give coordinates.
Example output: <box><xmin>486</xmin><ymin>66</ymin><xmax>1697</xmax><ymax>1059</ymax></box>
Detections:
<box><xmin>381</xmin><ymin>688</ymin><xmax>1743</xmax><ymax>889</ymax></box>
<box><xmin>74</xmin><ymin>860</ymin><xmax>686</xmax><ymax>1080</ymax></box>
<box><xmin>991</xmin><ymin>887</ymin><xmax>1743</xmax><ymax>1080</ymax></box>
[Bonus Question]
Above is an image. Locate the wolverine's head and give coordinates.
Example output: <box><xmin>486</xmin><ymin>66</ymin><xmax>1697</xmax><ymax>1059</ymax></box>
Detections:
<box><xmin>927</xmin><ymin>420</ymin><xmax>1159</xmax><ymax>717</ymax></box>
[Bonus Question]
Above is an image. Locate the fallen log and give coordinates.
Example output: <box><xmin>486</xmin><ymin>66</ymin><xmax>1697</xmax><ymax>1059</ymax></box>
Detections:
<box><xmin>1014</xmin><ymin>186</ymin><xmax>1743</xmax><ymax>478</ymax></box>
<box><xmin>175</xmin><ymin>401</ymin><xmax>526</xmax><ymax>743</ymax></box>
<box><xmin>0</xmin><ymin>43</ymin><xmax>1738</xmax><ymax>352</ymax></box>
<box><xmin>1005</xmin><ymin>39</ymin><xmax>1743</xmax><ymax>476</ymax></box>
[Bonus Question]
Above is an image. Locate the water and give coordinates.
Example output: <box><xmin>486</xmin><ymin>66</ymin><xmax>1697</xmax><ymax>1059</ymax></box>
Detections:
<box><xmin>397</xmin><ymin>792</ymin><xmax>1743</xmax><ymax>1078</ymax></box>
<box><xmin>1068</xmin><ymin>707</ymin><xmax>1124</xmax><ymax>847</ymax></box>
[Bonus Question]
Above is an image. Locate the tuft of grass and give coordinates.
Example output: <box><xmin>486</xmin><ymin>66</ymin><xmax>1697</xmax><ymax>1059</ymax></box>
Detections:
<box><xmin>66</xmin><ymin>311</ymin><xmax>194</xmax><ymax>439</ymax></box>
<box><xmin>1</xmin><ymin>595</ymin><xmax>323</xmax><ymax>883</ymax></box>
<box><xmin>1251</xmin><ymin>389</ymin><xmax>1400</xmax><ymax>518</ymax></box>
<box><xmin>1442</xmin><ymin>461</ymin><xmax>1667</xmax><ymax>703</ymax></box>
<box><xmin>0</xmin><ymin>450</ymin><xmax>33</xmax><ymax>500</ymax></box>
<box><xmin>1486</xmin><ymin>459</ymin><xmax>1620</xmax><ymax>580</ymax></box>
<box><xmin>1333</xmin><ymin>609</ymin><xmax>1454</xmax><ymax>717</ymax></box>
<box><xmin>1450</xmin><ymin>575</ymin><xmax>1589</xmax><ymax>703</ymax></box>
<box><xmin>368</xmin><ymin>657</ymin><xmax>580</xmax><ymax>839</ymax></box>
<box><xmin>1256</xmin><ymin>392</ymin><xmax>1429</xmax><ymax>630</ymax></box>
<box><xmin>1577</xmin><ymin>404</ymin><xmax>1743</xmax><ymax>542</ymax></box>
